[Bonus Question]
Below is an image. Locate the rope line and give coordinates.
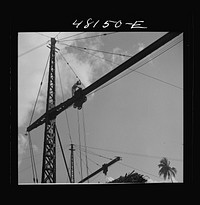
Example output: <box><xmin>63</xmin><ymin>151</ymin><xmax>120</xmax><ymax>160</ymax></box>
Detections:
<box><xmin>18</xmin><ymin>40</ymin><xmax>49</xmax><ymax>57</ymax></box>
<box><xmin>35</xmin><ymin>32</ymin><xmax>52</xmax><ymax>39</ymax></box>
<box><xmin>75</xmin><ymin>146</ymin><xmax>106</xmax><ymax>166</ymax></box>
<box><xmin>55</xmin><ymin>32</ymin><xmax>61</xmax><ymax>39</ymax></box>
<box><xmin>55</xmin><ymin>125</ymin><xmax>72</xmax><ymax>183</ymax></box>
<box><xmin>81</xmin><ymin>147</ymin><xmax>113</xmax><ymax>161</ymax></box>
<box><xmin>59</xmin><ymin>42</ymin><xmax>132</xmax><ymax>58</ymax></box>
<box><xmin>74</xmin><ymin>150</ymin><xmax>81</xmax><ymax>179</ymax></box>
<box><xmin>75</xmin><ymin>144</ymin><xmax>183</xmax><ymax>162</ymax></box>
<box><xmin>76</xmin><ymin>145</ymin><xmax>164</xmax><ymax>180</ymax></box>
<box><xmin>20</xmin><ymin>32</ymin><xmax>183</xmax><ymax>183</ymax></box>
<box><xmin>58</xmin><ymin>42</ymin><xmax>117</xmax><ymax>68</ymax></box>
<box><xmin>28</xmin><ymin>53</ymin><xmax>50</xmax><ymax>126</ymax></box>
<box><xmin>81</xmin><ymin>107</ymin><xmax>89</xmax><ymax>181</ymax></box>
<box><xmin>77</xmin><ymin>110</ymin><xmax>83</xmax><ymax>180</ymax></box>
<box><xmin>24</xmin><ymin>52</ymin><xmax>50</xmax><ymax>183</ymax></box>
<box><xmin>60</xmin><ymin>37</ymin><xmax>183</xmax><ymax>93</ymax></box>
<box><xmin>58</xmin><ymin>51</ymin><xmax>81</xmax><ymax>81</ymax></box>
<box><xmin>58</xmin><ymin>32</ymin><xmax>117</xmax><ymax>42</ymax></box>
<box><xmin>76</xmin><ymin>150</ymin><xmax>93</xmax><ymax>177</ymax></box>
<box><xmin>57</xmin><ymin>32</ymin><xmax>85</xmax><ymax>41</ymax></box>
<box><xmin>26</xmin><ymin>132</ymin><xmax>38</xmax><ymax>183</ymax></box>
<box><xmin>27</xmin><ymin>132</ymin><xmax>35</xmax><ymax>182</ymax></box>
<box><xmin>90</xmin><ymin>39</ymin><xmax>183</xmax><ymax>95</ymax></box>
<box><xmin>56</xmin><ymin>57</ymin><xmax>73</xmax><ymax>144</ymax></box>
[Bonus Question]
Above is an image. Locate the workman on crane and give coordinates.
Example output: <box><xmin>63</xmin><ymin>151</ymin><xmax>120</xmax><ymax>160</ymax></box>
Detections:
<box><xmin>102</xmin><ymin>164</ymin><xmax>108</xmax><ymax>176</ymax></box>
<box><xmin>72</xmin><ymin>80</ymin><xmax>87</xmax><ymax>110</ymax></box>
<box><xmin>72</xmin><ymin>80</ymin><xmax>82</xmax><ymax>97</ymax></box>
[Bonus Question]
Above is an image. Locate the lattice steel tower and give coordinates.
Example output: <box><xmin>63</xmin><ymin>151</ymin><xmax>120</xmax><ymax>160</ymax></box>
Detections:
<box><xmin>69</xmin><ymin>144</ymin><xmax>75</xmax><ymax>183</ymax></box>
<box><xmin>41</xmin><ymin>38</ymin><xmax>57</xmax><ymax>183</ymax></box>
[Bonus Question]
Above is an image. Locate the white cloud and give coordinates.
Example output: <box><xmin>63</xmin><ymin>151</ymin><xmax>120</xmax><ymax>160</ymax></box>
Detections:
<box><xmin>110</xmin><ymin>47</ymin><xmax>132</xmax><ymax>73</ymax></box>
<box><xmin>138</xmin><ymin>42</ymin><xmax>145</xmax><ymax>52</ymax></box>
<box><xmin>111</xmin><ymin>47</ymin><xmax>125</xmax><ymax>65</ymax></box>
<box><xmin>136</xmin><ymin>42</ymin><xmax>155</xmax><ymax>67</ymax></box>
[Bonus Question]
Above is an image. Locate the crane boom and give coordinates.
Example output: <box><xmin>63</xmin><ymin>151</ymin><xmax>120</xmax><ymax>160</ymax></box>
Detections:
<box><xmin>27</xmin><ymin>32</ymin><xmax>181</xmax><ymax>133</ymax></box>
<box><xmin>78</xmin><ymin>156</ymin><xmax>121</xmax><ymax>183</ymax></box>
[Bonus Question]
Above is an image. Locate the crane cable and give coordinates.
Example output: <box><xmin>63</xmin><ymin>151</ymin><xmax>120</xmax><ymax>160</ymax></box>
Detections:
<box><xmin>25</xmin><ymin>52</ymin><xmax>50</xmax><ymax>183</ymax></box>
<box><xmin>58</xmin><ymin>41</ymin><xmax>117</xmax><ymax>69</ymax></box>
<box><xmin>75</xmin><ymin>145</ymin><xmax>163</xmax><ymax>180</ymax></box>
<box><xmin>89</xmin><ymin>38</ymin><xmax>183</xmax><ymax>95</ymax></box>
<box><xmin>55</xmin><ymin>125</ymin><xmax>72</xmax><ymax>183</ymax></box>
<box><xmin>77</xmin><ymin>144</ymin><xmax>182</xmax><ymax>162</ymax></box>
<box><xmin>55</xmin><ymin>32</ymin><xmax>61</xmax><ymax>39</ymax></box>
<box><xmin>28</xmin><ymin>53</ymin><xmax>50</xmax><ymax>126</ymax></box>
<box><xmin>35</xmin><ymin>32</ymin><xmax>52</xmax><ymax>39</ymax></box>
<box><xmin>77</xmin><ymin>149</ymin><xmax>101</xmax><ymax>168</ymax></box>
<box><xmin>26</xmin><ymin>131</ymin><xmax>35</xmax><ymax>182</ymax></box>
<box><xmin>58</xmin><ymin>42</ymin><xmax>132</xmax><ymax>58</ymax></box>
<box><xmin>74</xmin><ymin>150</ymin><xmax>81</xmax><ymax>178</ymax></box>
<box><xmin>59</xmin><ymin>34</ymin><xmax>183</xmax><ymax>93</ymax></box>
<box><xmin>56</xmin><ymin>57</ymin><xmax>73</xmax><ymax>144</ymax></box>
<box><xmin>58</xmin><ymin>32</ymin><xmax>117</xmax><ymax>42</ymax></box>
<box><xmin>18</xmin><ymin>40</ymin><xmax>49</xmax><ymax>58</ymax></box>
<box><xmin>77</xmin><ymin>110</ymin><xmax>83</xmax><ymax>180</ymax></box>
<box><xmin>76</xmin><ymin>145</ymin><xmax>113</xmax><ymax>161</ymax></box>
<box><xmin>26</xmin><ymin>132</ymin><xmax>38</xmax><ymax>183</ymax></box>
<box><xmin>81</xmin><ymin>107</ymin><xmax>89</xmax><ymax>182</ymax></box>
<box><xmin>57</xmin><ymin>32</ymin><xmax>85</xmax><ymax>42</ymax></box>
<box><xmin>58</xmin><ymin>51</ymin><xmax>81</xmax><ymax>81</ymax></box>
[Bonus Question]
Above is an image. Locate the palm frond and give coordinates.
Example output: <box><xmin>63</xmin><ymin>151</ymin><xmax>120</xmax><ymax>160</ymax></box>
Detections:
<box><xmin>170</xmin><ymin>167</ymin><xmax>177</xmax><ymax>177</ymax></box>
<box><xmin>163</xmin><ymin>171</ymin><xmax>168</xmax><ymax>180</ymax></box>
<box><xmin>171</xmin><ymin>167</ymin><xmax>177</xmax><ymax>174</ymax></box>
<box><xmin>158</xmin><ymin>158</ymin><xmax>177</xmax><ymax>181</ymax></box>
<box><xmin>167</xmin><ymin>170</ymin><xmax>171</xmax><ymax>179</ymax></box>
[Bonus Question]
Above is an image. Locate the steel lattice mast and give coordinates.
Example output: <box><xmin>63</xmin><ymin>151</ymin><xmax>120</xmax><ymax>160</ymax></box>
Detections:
<box><xmin>69</xmin><ymin>144</ymin><xmax>75</xmax><ymax>183</ymax></box>
<box><xmin>41</xmin><ymin>38</ymin><xmax>57</xmax><ymax>183</ymax></box>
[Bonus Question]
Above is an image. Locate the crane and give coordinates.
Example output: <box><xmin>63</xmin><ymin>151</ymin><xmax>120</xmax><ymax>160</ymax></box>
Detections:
<box><xmin>27</xmin><ymin>32</ymin><xmax>181</xmax><ymax>133</ymax></box>
<box><xmin>26</xmin><ymin>32</ymin><xmax>181</xmax><ymax>183</ymax></box>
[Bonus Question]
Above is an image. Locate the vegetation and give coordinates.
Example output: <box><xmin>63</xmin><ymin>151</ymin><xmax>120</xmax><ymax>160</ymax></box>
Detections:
<box><xmin>158</xmin><ymin>157</ymin><xmax>177</xmax><ymax>182</ymax></box>
<box><xmin>108</xmin><ymin>170</ymin><xmax>147</xmax><ymax>183</ymax></box>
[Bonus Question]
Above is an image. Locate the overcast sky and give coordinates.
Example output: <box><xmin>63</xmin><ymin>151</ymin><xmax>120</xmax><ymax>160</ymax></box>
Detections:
<box><xmin>18</xmin><ymin>32</ymin><xmax>183</xmax><ymax>183</ymax></box>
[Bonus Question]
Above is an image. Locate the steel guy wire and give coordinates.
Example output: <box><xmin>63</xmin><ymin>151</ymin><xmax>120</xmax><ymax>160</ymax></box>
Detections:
<box><xmin>18</xmin><ymin>40</ymin><xmax>49</xmax><ymax>58</ymax></box>
<box><xmin>58</xmin><ymin>32</ymin><xmax>117</xmax><ymax>42</ymax></box>
<box><xmin>90</xmin><ymin>38</ymin><xmax>183</xmax><ymax>95</ymax></box>
<box><xmin>57</xmin><ymin>32</ymin><xmax>85</xmax><ymax>41</ymax></box>
<box><xmin>56</xmin><ymin>57</ymin><xmax>73</xmax><ymax>144</ymax></box>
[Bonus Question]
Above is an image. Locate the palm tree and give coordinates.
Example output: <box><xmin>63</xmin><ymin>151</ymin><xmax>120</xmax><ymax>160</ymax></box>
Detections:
<box><xmin>158</xmin><ymin>157</ymin><xmax>177</xmax><ymax>183</ymax></box>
